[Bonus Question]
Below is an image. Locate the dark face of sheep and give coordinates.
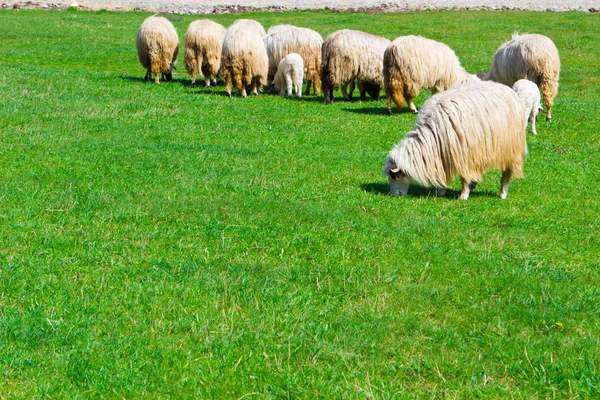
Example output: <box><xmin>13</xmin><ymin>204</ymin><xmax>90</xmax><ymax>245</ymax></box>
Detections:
<box><xmin>364</xmin><ymin>82</ymin><xmax>382</xmax><ymax>101</ymax></box>
<box><xmin>388</xmin><ymin>168</ymin><xmax>410</xmax><ymax>196</ymax></box>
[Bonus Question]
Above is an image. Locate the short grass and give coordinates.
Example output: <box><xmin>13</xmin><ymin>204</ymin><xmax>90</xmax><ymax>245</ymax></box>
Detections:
<box><xmin>0</xmin><ymin>7</ymin><xmax>599</xmax><ymax>398</ymax></box>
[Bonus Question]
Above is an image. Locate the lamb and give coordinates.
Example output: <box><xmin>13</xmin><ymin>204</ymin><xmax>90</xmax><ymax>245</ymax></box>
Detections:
<box><xmin>481</xmin><ymin>33</ymin><xmax>560</xmax><ymax>121</ymax></box>
<box><xmin>264</xmin><ymin>25</ymin><xmax>323</xmax><ymax>95</ymax></box>
<box><xmin>220</xmin><ymin>21</ymin><xmax>269</xmax><ymax>97</ymax></box>
<box><xmin>383</xmin><ymin>35</ymin><xmax>478</xmax><ymax>115</ymax></box>
<box><xmin>136</xmin><ymin>16</ymin><xmax>179</xmax><ymax>84</ymax></box>
<box><xmin>382</xmin><ymin>81</ymin><xmax>527</xmax><ymax>200</ymax></box>
<box><xmin>273</xmin><ymin>53</ymin><xmax>304</xmax><ymax>98</ymax></box>
<box><xmin>512</xmin><ymin>79</ymin><xmax>542</xmax><ymax>135</ymax></box>
<box><xmin>321</xmin><ymin>29</ymin><xmax>391</xmax><ymax>104</ymax></box>
<box><xmin>183</xmin><ymin>19</ymin><xmax>227</xmax><ymax>88</ymax></box>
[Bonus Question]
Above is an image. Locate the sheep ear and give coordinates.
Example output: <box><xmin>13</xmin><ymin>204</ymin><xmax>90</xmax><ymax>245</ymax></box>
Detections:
<box><xmin>389</xmin><ymin>168</ymin><xmax>405</xmax><ymax>181</ymax></box>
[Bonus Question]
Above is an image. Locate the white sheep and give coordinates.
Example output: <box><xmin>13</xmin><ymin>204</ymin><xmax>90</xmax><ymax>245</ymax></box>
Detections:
<box><xmin>264</xmin><ymin>25</ymin><xmax>323</xmax><ymax>95</ymax></box>
<box><xmin>512</xmin><ymin>79</ymin><xmax>542</xmax><ymax>135</ymax></box>
<box><xmin>136</xmin><ymin>16</ymin><xmax>179</xmax><ymax>84</ymax></box>
<box><xmin>383</xmin><ymin>81</ymin><xmax>527</xmax><ymax>200</ymax></box>
<box><xmin>481</xmin><ymin>33</ymin><xmax>560</xmax><ymax>121</ymax></box>
<box><xmin>273</xmin><ymin>53</ymin><xmax>304</xmax><ymax>98</ymax></box>
<box><xmin>383</xmin><ymin>35</ymin><xmax>478</xmax><ymax>115</ymax></box>
<box><xmin>232</xmin><ymin>18</ymin><xmax>266</xmax><ymax>37</ymax></box>
<box><xmin>184</xmin><ymin>19</ymin><xmax>227</xmax><ymax>88</ymax></box>
<box><xmin>220</xmin><ymin>21</ymin><xmax>268</xmax><ymax>97</ymax></box>
<box><xmin>321</xmin><ymin>29</ymin><xmax>391</xmax><ymax>104</ymax></box>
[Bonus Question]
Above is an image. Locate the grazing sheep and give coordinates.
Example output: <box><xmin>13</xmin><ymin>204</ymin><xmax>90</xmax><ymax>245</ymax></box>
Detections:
<box><xmin>273</xmin><ymin>53</ymin><xmax>304</xmax><ymax>98</ymax></box>
<box><xmin>383</xmin><ymin>81</ymin><xmax>527</xmax><ymax>200</ymax></box>
<box><xmin>264</xmin><ymin>25</ymin><xmax>323</xmax><ymax>95</ymax></box>
<box><xmin>321</xmin><ymin>29</ymin><xmax>391</xmax><ymax>104</ymax></box>
<box><xmin>383</xmin><ymin>35</ymin><xmax>478</xmax><ymax>115</ymax></box>
<box><xmin>220</xmin><ymin>21</ymin><xmax>268</xmax><ymax>97</ymax></box>
<box><xmin>232</xmin><ymin>18</ymin><xmax>266</xmax><ymax>37</ymax></box>
<box><xmin>136</xmin><ymin>16</ymin><xmax>179</xmax><ymax>84</ymax></box>
<box><xmin>513</xmin><ymin>79</ymin><xmax>542</xmax><ymax>135</ymax></box>
<box><xmin>184</xmin><ymin>19</ymin><xmax>227</xmax><ymax>88</ymax></box>
<box><xmin>481</xmin><ymin>33</ymin><xmax>560</xmax><ymax>121</ymax></box>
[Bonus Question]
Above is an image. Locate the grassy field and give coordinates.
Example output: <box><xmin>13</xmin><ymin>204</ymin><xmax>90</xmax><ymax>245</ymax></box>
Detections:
<box><xmin>0</xmin><ymin>7</ymin><xmax>599</xmax><ymax>398</ymax></box>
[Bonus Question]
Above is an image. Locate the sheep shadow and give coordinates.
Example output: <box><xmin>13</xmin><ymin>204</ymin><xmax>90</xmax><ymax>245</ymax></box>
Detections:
<box><xmin>361</xmin><ymin>182</ymin><xmax>498</xmax><ymax>199</ymax></box>
<box><xmin>342</xmin><ymin>107</ymin><xmax>389</xmax><ymax>116</ymax></box>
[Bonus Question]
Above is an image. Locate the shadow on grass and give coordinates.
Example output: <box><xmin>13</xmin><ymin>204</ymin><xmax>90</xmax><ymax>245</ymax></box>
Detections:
<box><xmin>361</xmin><ymin>182</ymin><xmax>499</xmax><ymax>199</ymax></box>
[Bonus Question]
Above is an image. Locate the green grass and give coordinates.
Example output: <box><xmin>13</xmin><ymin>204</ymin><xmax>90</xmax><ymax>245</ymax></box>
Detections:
<box><xmin>1</xmin><ymin>7</ymin><xmax>599</xmax><ymax>398</ymax></box>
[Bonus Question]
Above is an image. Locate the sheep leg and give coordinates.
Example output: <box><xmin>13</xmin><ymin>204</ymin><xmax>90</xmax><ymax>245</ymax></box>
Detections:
<box><xmin>499</xmin><ymin>169</ymin><xmax>513</xmax><ymax>200</ymax></box>
<box><xmin>387</xmin><ymin>91</ymin><xmax>406</xmax><ymax>115</ymax></box>
<box><xmin>530</xmin><ymin>110</ymin><xmax>538</xmax><ymax>135</ymax></box>
<box><xmin>540</xmin><ymin>78</ymin><xmax>556</xmax><ymax>121</ymax></box>
<box><xmin>458</xmin><ymin>177</ymin><xmax>472</xmax><ymax>200</ymax></box>
<box><xmin>143</xmin><ymin>69</ymin><xmax>151</xmax><ymax>81</ymax></box>
<box><xmin>225</xmin><ymin>78</ymin><xmax>232</xmax><ymax>97</ymax></box>
<box><xmin>436</xmin><ymin>188</ymin><xmax>447</xmax><ymax>197</ymax></box>
<box><xmin>295</xmin><ymin>78</ymin><xmax>302</xmax><ymax>98</ymax></box>
<box><xmin>469</xmin><ymin>181</ymin><xmax>478</xmax><ymax>191</ymax></box>
<box><xmin>313</xmin><ymin>74</ymin><xmax>321</xmax><ymax>96</ymax></box>
<box><xmin>286</xmin><ymin>75</ymin><xmax>293</xmax><ymax>98</ymax></box>
<box><xmin>348</xmin><ymin>81</ymin><xmax>355</xmax><ymax>101</ymax></box>
<box><xmin>341</xmin><ymin>84</ymin><xmax>350</xmax><ymax>101</ymax></box>
<box><xmin>406</xmin><ymin>95</ymin><xmax>418</xmax><ymax>114</ymax></box>
<box><xmin>304</xmin><ymin>79</ymin><xmax>312</xmax><ymax>95</ymax></box>
<box><xmin>359</xmin><ymin>83</ymin><xmax>366</xmax><ymax>101</ymax></box>
<box><xmin>201</xmin><ymin>65</ymin><xmax>211</xmax><ymax>87</ymax></box>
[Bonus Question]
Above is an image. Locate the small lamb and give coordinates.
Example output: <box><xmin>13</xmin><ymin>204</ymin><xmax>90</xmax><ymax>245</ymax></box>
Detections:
<box><xmin>273</xmin><ymin>53</ymin><xmax>304</xmax><ymax>98</ymax></box>
<box><xmin>512</xmin><ymin>79</ymin><xmax>542</xmax><ymax>135</ymax></box>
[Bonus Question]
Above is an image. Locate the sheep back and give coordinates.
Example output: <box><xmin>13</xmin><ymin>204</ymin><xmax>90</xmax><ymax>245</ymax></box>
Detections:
<box><xmin>264</xmin><ymin>25</ymin><xmax>323</xmax><ymax>94</ymax></box>
<box><xmin>221</xmin><ymin>23</ymin><xmax>268</xmax><ymax>97</ymax></box>
<box><xmin>136</xmin><ymin>16</ymin><xmax>179</xmax><ymax>84</ymax></box>
<box><xmin>383</xmin><ymin>35</ymin><xmax>474</xmax><ymax>114</ymax></box>
<box><xmin>184</xmin><ymin>19</ymin><xmax>227</xmax><ymax>88</ymax></box>
<box><xmin>483</xmin><ymin>33</ymin><xmax>560</xmax><ymax>120</ymax></box>
<box><xmin>383</xmin><ymin>81</ymin><xmax>527</xmax><ymax>195</ymax></box>
<box><xmin>321</xmin><ymin>29</ymin><xmax>391</xmax><ymax>104</ymax></box>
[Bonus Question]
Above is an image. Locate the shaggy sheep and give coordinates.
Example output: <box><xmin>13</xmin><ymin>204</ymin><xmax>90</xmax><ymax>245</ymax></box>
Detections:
<box><xmin>220</xmin><ymin>21</ymin><xmax>268</xmax><ymax>97</ymax></box>
<box><xmin>184</xmin><ymin>19</ymin><xmax>227</xmax><ymax>88</ymax></box>
<box><xmin>481</xmin><ymin>33</ymin><xmax>560</xmax><ymax>121</ymax></box>
<box><xmin>513</xmin><ymin>79</ymin><xmax>542</xmax><ymax>135</ymax></box>
<box><xmin>383</xmin><ymin>35</ymin><xmax>478</xmax><ymax>115</ymax></box>
<box><xmin>382</xmin><ymin>81</ymin><xmax>527</xmax><ymax>200</ymax></box>
<box><xmin>321</xmin><ymin>29</ymin><xmax>391</xmax><ymax>104</ymax></box>
<box><xmin>264</xmin><ymin>25</ymin><xmax>323</xmax><ymax>95</ymax></box>
<box><xmin>136</xmin><ymin>16</ymin><xmax>179</xmax><ymax>84</ymax></box>
<box><xmin>232</xmin><ymin>18</ymin><xmax>266</xmax><ymax>37</ymax></box>
<box><xmin>273</xmin><ymin>53</ymin><xmax>304</xmax><ymax>98</ymax></box>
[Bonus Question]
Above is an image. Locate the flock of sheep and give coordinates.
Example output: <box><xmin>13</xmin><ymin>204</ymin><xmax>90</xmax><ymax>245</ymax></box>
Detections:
<box><xmin>135</xmin><ymin>15</ymin><xmax>561</xmax><ymax>200</ymax></box>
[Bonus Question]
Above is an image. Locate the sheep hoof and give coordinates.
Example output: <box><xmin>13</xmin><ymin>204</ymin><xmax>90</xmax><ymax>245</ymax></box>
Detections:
<box><xmin>546</xmin><ymin>116</ymin><xmax>551</xmax><ymax>122</ymax></box>
<box><xmin>411</xmin><ymin>109</ymin><xmax>418</xmax><ymax>115</ymax></box>
<box><xmin>226</xmin><ymin>92</ymin><xmax>231</xmax><ymax>97</ymax></box>
<box><xmin>386</xmin><ymin>108</ymin><xmax>392</xmax><ymax>116</ymax></box>
<box><xmin>191</xmin><ymin>82</ymin><xmax>196</xmax><ymax>88</ymax></box>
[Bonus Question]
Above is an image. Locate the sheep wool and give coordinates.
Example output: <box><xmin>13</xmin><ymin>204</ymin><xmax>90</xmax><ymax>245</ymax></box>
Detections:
<box><xmin>264</xmin><ymin>25</ymin><xmax>323</xmax><ymax>95</ymax></box>
<box><xmin>383</xmin><ymin>35</ymin><xmax>477</xmax><ymax>115</ymax></box>
<box><xmin>482</xmin><ymin>33</ymin><xmax>560</xmax><ymax>121</ymax></box>
<box><xmin>383</xmin><ymin>81</ymin><xmax>527</xmax><ymax>200</ymax></box>
<box><xmin>273</xmin><ymin>53</ymin><xmax>304</xmax><ymax>98</ymax></box>
<box><xmin>184</xmin><ymin>19</ymin><xmax>227</xmax><ymax>88</ymax></box>
<box><xmin>321</xmin><ymin>29</ymin><xmax>391</xmax><ymax>104</ymax></box>
<box><xmin>136</xmin><ymin>16</ymin><xmax>179</xmax><ymax>84</ymax></box>
<box><xmin>220</xmin><ymin>21</ymin><xmax>269</xmax><ymax>97</ymax></box>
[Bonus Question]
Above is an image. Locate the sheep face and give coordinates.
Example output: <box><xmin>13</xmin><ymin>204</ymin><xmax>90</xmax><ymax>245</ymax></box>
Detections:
<box><xmin>388</xmin><ymin>168</ymin><xmax>410</xmax><ymax>196</ymax></box>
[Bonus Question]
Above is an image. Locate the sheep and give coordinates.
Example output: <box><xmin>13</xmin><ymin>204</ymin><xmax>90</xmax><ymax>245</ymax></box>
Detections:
<box><xmin>382</xmin><ymin>81</ymin><xmax>527</xmax><ymax>200</ymax></box>
<box><xmin>512</xmin><ymin>79</ymin><xmax>542</xmax><ymax>135</ymax></box>
<box><xmin>136</xmin><ymin>16</ymin><xmax>179</xmax><ymax>84</ymax></box>
<box><xmin>264</xmin><ymin>25</ymin><xmax>323</xmax><ymax>95</ymax></box>
<box><xmin>232</xmin><ymin>18</ymin><xmax>266</xmax><ymax>37</ymax></box>
<box><xmin>383</xmin><ymin>35</ymin><xmax>479</xmax><ymax>115</ymax></box>
<box><xmin>321</xmin><ymin>29</ymin><xmax>391</xmax><ymax>104</ymax></box>
<box><xmin>481</xmin><ymin>33</ymin><xmax>560</xmax><ymax>121</ymax></box>
<box><xmin>273</xmin><ymin>53</ymin><xmax>304</xmax><ymax>98</ymax></box>
<box><xmin>220</xmin><ymin>21</ymin><xmax>268</xmax><ymax>97</ymax></box>
<box><xmin>184</xmin><ymin>19</ymin><xmax>227</xmax><ymax>88</ymax></box>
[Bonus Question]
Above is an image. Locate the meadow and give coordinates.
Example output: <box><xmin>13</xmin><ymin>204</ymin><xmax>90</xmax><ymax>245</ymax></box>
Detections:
<box><xmin>0</xmin><ymin>7</ymin><xmax>599</xmax><ymax>398</ymax></box>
